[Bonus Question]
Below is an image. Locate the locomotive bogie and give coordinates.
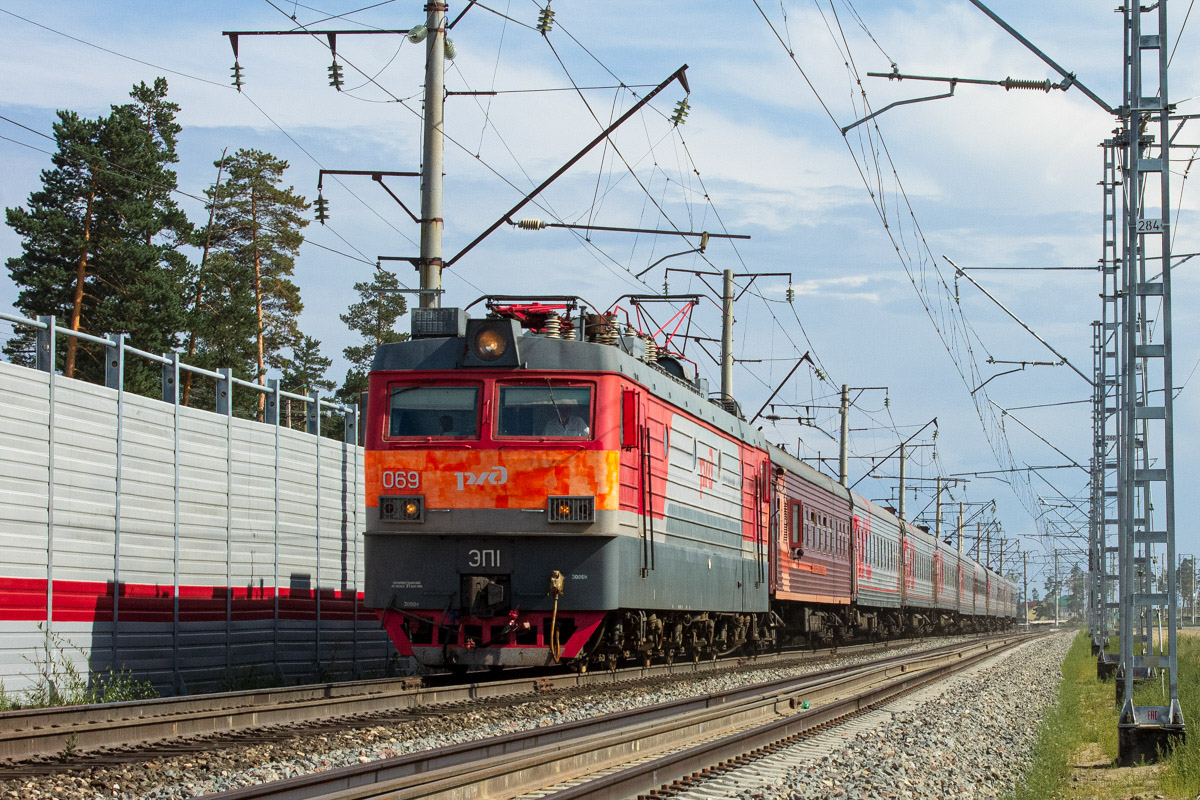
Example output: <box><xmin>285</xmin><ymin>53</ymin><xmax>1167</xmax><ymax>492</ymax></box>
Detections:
<box><xmin>367</xmin><ymin>532</ymin><xmax>769</xmax><ymax>667</ymax></box>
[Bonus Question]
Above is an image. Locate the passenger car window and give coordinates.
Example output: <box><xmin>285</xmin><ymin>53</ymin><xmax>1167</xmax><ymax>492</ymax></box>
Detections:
<box><xmin>498</xmin><ymin>385</ymin><xmax>592</xmax><ymax>438</ymax></box>
<box><xmin>389</xmin><ymin>386</ymin><xmax>478</xmax><ymax>437</ymax></box>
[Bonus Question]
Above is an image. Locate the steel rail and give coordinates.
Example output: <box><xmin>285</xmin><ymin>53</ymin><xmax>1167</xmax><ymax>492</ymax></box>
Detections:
<box><xmin>196</xmin><ymin>633</ymin><xmax>1030</xmax><ymax>800</ymax></box>
<box><xmin>545</xmin><ymin>634</ymin><xmax>1040</xmax><ymax>800</ymax></box>
<box><xmin>0</xmin><ymin>636</ymin><xmax>926</xmax><ymax>764</ymax></box>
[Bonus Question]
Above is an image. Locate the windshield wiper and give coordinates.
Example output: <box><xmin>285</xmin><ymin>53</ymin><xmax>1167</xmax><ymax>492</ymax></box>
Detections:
<box><xmin>544</xmin><ymin>379</ymin><xmax>563</xmax><ymax>422</ymax></box>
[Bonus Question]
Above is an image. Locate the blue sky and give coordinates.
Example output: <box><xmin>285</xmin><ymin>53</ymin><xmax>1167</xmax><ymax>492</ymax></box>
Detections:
<box><xmin>2</xmin><ymin>0</ymin><xmax>1198</xmax><ymax>590</ymax></box>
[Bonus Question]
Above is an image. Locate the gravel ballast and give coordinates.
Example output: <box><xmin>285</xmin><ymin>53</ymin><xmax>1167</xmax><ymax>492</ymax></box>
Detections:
<box><xmin>0</xmin><ymin>634</ymin><xmax>1036</xmax><ymax>800</ymax></box>
<box><xmin>757</xmin><ymin>631</ymin><xmax>1073</xmax><ymax>800</ymax></box>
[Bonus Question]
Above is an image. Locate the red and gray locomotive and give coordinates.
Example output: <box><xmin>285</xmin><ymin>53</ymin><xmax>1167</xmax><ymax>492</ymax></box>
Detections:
<box><xmin>362</xmin><ymin>298</ymin><xmax>1017</xmax><ymax>671</ymax></box>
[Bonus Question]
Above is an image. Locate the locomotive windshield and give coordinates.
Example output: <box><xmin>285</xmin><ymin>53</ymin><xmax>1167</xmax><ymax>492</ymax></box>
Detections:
<box><xmin>389</xmin><ymin>386</ymin><xmax>479</xmax><ymax>437</ymax></box>
<box><xmin>498</xmin><ymin>385</ymin><xmax>592</xmax><ymax>438</ymax></box>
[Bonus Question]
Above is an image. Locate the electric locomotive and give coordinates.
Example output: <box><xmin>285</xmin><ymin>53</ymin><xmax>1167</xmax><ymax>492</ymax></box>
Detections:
<box><xmin>363</xmin><ymin>299</ymin><xmax>776</xmax><ymax>670</ymax></box>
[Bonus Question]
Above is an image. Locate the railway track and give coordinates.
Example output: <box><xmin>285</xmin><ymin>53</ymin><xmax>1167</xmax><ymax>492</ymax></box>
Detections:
<box><xmin>0</xmin><ymin>635</ymin><xmax>954</xmax><ymax>766</ymax></box>
<box><xmin>195</xmin><ymin>632</ymin><xmax>1036</xmax><ymax>800</ymax></box>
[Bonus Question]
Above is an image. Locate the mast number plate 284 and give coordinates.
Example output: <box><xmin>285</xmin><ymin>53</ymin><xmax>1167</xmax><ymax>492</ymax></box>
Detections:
<box><xmin>1137</xmin><ymin>218</ymin><xmax>1164</xmax><ymax>233</ymax></box>
<box><xmin>382</xmin><ymin>470</ymin><xmax>420</xmax><ymax>489</ymax></box>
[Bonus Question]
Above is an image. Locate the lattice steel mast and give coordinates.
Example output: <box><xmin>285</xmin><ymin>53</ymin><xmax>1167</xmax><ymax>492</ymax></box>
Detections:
<box><xmin>1115</xmin><ymin>0</ymin><xmax>1183</xmax><ymax>764</ymax></box>
<box><xmin>1093</xmin><ymin>140</ymin><xmax>1122</xmax><ymax>679</ymax></box>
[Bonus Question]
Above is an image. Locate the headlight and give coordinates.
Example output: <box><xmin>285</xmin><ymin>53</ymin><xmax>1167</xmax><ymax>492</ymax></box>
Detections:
<box><xmin>548</xmin><ymin>495</ymin><xmax>595</xmax><ymax>523</ymax></box>
<box><xmin>463</xmin><ymin>319</ymin><xmax>520</xmax><ymax>367</ymax></box>
<box><xmin>380</xmin><ymin>495</ymin><xmax>424</xmax><ymax>522</ymax></box>
<box><xmin>473</xmin><ymin>328</ymin><xmax>508</xmax><ymax>361</ymax></box>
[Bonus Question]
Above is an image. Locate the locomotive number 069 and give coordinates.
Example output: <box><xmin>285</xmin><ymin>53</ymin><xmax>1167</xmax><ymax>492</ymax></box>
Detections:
<box><xmin>382</xmin><ymin>470</ymin><xmax>420</xmax><ymax>489</ymax></box>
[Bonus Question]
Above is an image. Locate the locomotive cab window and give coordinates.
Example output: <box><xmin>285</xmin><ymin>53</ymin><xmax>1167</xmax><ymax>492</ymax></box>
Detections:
<box><xmin>388</xmin><ymin>386</ymin><xmax>479</xmax><ymax>438</ymax></box>
<box><xmin>498</xmin><ymin>384</ymin><xmax>592</xmax><ymax>438</ymax></box>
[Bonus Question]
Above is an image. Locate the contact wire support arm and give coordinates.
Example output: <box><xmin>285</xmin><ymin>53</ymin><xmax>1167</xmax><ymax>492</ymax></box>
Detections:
<box><xmin>947</xmin><ymin>256</ymin><xmax>1093</xmax><ymax>386</ymax></box>
<box><xmin>963</xmin><ymin>0</ymin><xmax>1114</xmax><ymax>114</ymax></box>
<box><xmin>749</xmin><ymin>352</ymin><xmax>813</xmax><ymax>425</ymax></box>
<box><xmin>842</xmin><ymin>82</ymin><xmax>958</xmax><ymax>135</ymax></box>
<box><xmin>446</xmin><ymin>65</ymin><xmax>692</xmax><ymax>268</ymax></box>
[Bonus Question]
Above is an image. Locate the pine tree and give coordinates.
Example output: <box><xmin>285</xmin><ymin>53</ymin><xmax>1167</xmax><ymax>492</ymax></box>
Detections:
<box><xmin>3</xmin><ymin>110</ymin><xmax>101</xmax><ymax>371</ymax></box>
<box><xmin>181</xmin><ymin>151</ymin><xmax>231</xmax><ymax>407</ymax></box>
<box><xmin>336</xmin><ymin>265</ymin><xmax>409</xmax><ymax>403</ymax></box>
<box><xmin>281</xmin><ymin>335</ymin><xmax>334</xmax><ymax>396</ymax></box>
<box><xmin>183</xmin><ymin>250</ymin><xmax>259</xmax><ymax>414</ymax></box>
<box><xmin>280</xmin><ymin>335</ymin><xmax>334</xmax><ymax>430</ymax></box>
<box><xmin>4</xmin><ymin>79</ymin><xmax>192</xmax><ymax>392</ymax></box>
<box><xmin>99</xmin><ymin>79</ymin><xmax>193</xmax><ymax>394</ymax></box>
<box><xmin>205</xmin><ymin>149</ymin><xmax>308</xmax><ymax>413</ymax></box>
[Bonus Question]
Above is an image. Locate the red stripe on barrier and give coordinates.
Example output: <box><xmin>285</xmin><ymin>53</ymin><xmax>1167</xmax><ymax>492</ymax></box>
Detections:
<box><xmin>0</xmin><ymin>577</ymin><xmax>371</xmax><ymax>623</ymax></box>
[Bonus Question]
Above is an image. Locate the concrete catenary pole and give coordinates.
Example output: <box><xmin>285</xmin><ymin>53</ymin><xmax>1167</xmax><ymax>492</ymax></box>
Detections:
<box><xmin>1054</xmin><ymin>549</ymin><xmax>1060</xmax><ymax>628</ymax></box>
<box><xmin>720</xmin><ymin>268</ymin><xmax>734</xmax><ymax>402</ymax></box>
<box><xmin>419</xmin><ymin>1</ymin><xmax>446</xmax><ymax>309</ymax></box>
<box><xmin>838</xmin><ymin>385</ymin><xmax>849</xmax><ymax>487</ymax></box>
<box><xmin>1023</xmin><ymin>551</ymin><xmax>1029</xmax><ymax>627</ymax></box>
<box><xmin>935</xmin><ymin>476</ymin><xmax>943</xmax><ymax>541</ymax></box>
<box><xmin>957</xmin><ymin>502</ymin><xmax>964</xmax><ymax>554</ymax></box>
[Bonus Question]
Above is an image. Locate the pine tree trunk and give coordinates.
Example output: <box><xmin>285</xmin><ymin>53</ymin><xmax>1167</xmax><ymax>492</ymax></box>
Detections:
<box><xmin>65</xmin><ymin>176</ymin><xmax>97</xmax><ymax>379</ymax></box>
<box><xmin>251</xmin><ymin>190</ymin><xmax>266</xmax><ymax>418</ymax></box>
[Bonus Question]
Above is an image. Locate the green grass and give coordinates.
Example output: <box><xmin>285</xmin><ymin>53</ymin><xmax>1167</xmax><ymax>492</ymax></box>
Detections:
<box><xmin>0</xmin><ymin>625</ymin><xmax>159</xmax><ymax>710</ymax></box>
<box><xmin>1007</xmin><ymin>632</ymin><xmax>1118</xmax><ymax>799</ymax></box>
<box><xmin>1009</xmin><ymin>631</ymin><xmax>1200</xmax><ymax>799</ymax></box>
<box><xmin>1145</xmin><ymin>634</ymin><xmax>1200</xmax><ymax>794</ymax></box>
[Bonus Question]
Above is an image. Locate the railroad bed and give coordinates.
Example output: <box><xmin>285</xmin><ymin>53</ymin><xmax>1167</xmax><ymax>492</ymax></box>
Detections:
<box><xmin>0</xmin><ymin>632</ymin><xmax>1035</xmax><ymax>800</ymax></box>
<box><xmin>195</xmin><ymin>633</ymin><xmax>1042</xmax><ymax>800</ymax></box>
<box><xmin>0</xmin><ymin>636</ymin><xmax>951</xmax><ymax>767</ymax></box>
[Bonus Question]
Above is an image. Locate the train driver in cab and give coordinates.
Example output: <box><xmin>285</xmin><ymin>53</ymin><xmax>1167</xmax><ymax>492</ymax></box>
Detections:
<box><xmin>544</xmin><ymin>404</ymin><xmax>590</xmax><ymax>437</ymax></box>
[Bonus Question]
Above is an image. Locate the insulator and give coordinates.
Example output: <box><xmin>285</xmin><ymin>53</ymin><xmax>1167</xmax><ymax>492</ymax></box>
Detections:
<box><xmin>315</xmin><ymin>193</ymin><xmax>329</xmax><ymax>225</ymax></box>
<box><xmin>671</xmin><ymin>98</ymin><xmax>690</xmax><ymax>126</ymax></box>
<box><xmin>785</xmin><ymin>286</ymin><xmax>795</xmax><ymax>303</ymax></box>
<box><xmin>599</xmin><ymin>313</ymin><xmax>619</xmax><ymax>346</ymax></box>
<box><xmin>1001</xmin><ymin>77</ymin><xmax>1052</xmax><ymax>92</ymax></box>
<box><xmin>537</xmin><ymin>7</ymin><xmax>555</xmax><ymax>34</ymax></box>
<box><xmin>444</xmin><ymin>38</ymin><xmax>457</xmax><ymax>60</ymax></box>
<box><xmin>328</xmin><ymin>61</ymin><xmax>344</xmax><ymax>90</ymax></box>
<box><xmin>543</xmin><ymin>313</ymin><xmax>561</xmax><ymax>339</ymax></box>
<box><xmin>230</xmin><ymin>61</ymin><xmax>245</xmax><ymax>92</ymax></box>
<box><xmin>644</xmin><ymin>338</ymin><xmax>657</xmax><ymax>363</ymax></box>
<box><xmin>516</xmin><ymin>218</ymin><xmax>546</xmax><ymax>230</ymax></box>
<box><xmin>407</xmin><ymin>24</ymin><xmax>428</xmax><ymax>43</ymax></box>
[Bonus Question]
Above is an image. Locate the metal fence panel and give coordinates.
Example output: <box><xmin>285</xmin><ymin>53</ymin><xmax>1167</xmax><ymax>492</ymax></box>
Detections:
<box><xmin>0</xmin><ymin>365</ymin><xmax>50</xmax><ymax>582</ymax></box>
<box><xmin>0</xmin><ymin>355</ymin><xmax>386</xmax><ymax>695</ymax></box>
